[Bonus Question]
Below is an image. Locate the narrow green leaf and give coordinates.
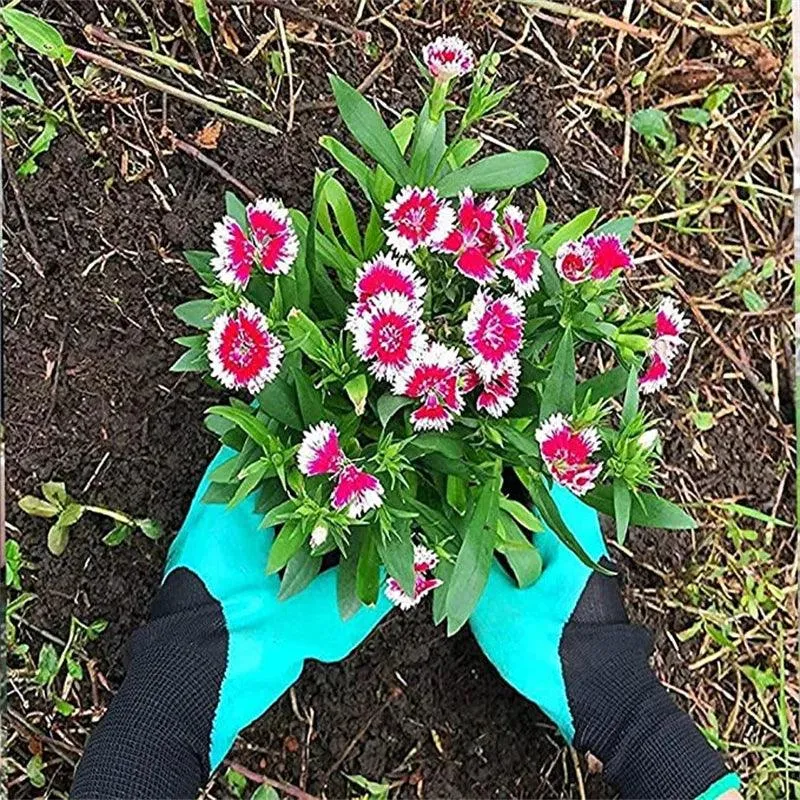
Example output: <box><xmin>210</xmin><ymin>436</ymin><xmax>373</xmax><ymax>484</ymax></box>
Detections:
<box><xmin>446</xmin><ymin>475</ymin><xmax>501</xmax><ymax>634</ymax></box>
<box><xmin>257</xmin><ymin>375</ymin><xmax>304</xmax><ymax>430</ymax></box>
<box><xmin>542</xmin><ymin>208</ymin><xmax>600</xmax><ymax>257</ymax></box>
<box><xmin>432</xmin><ymin>557</ymin><xmax>454</xmax><ymax>625</ymax></box>
<box><xmin>337</xmin><ymin>528</ymin><xmax>363</xmax><ymax>619</ymax></box>
<box><xmin>496</xmin><ymin>511</ymin><xmax>542</xmax><ymax>588</ymax></box>
<box><xmin>184</xmin><ymin>250</ymin><xmax>216</xmax><ymax>285</ymax></box>
<box><xmin>575</xmin><ymin>366</ymin><xmax>629</xmax><ymax>404</ymax></box>
<box><xmin>594</xmin><ymin>215</ymin><xmax>635</xmax><ymax>242</ymax></box>
<box><xmin>225</xmin><ymin>191</ymin><xmax>248</xmax><ymax>229</ymax></box>
<box><xmin>174</xmin><ymin>299</ymin><xmax>215</xmax><ymax>329</ymax></box>
<box><xmin>292</xmin><ymin>367</ymin><xmax>325</xmax><ymax>426</ymax></box>
<box><xmin>170</xmin><ymin>346</ymin><xmax>208</xmax><ymax>373</ymax></box>
<box><xmin>278</xmin><ymin>549</ymin><xmax>322</xmax><ymax>600</ymax></box>
<box><xmin>206</xmin><ymin>405</ymin><xmax>273</xmax><ymax>449</ymax></box>
<box><xmin>344</xmin><ymin>373</ymin><xmax>369</xmax><ymax>415</ymax></box>
<box><xmin>319</xmin><ymin>135</ymin><xmax>375</xmax><ymax>205</ymax></box>
<box><xmin>539</xmin><ymin>328</ymin><xmax>576</xmax><ymax>423</ymax></box>
<box><xmin>528</xmin><ymin>477</ymin><xmax>613</xmax><ymax>574</ymax></box>
<box><xmin>437</xmin><ymin>151</ymin><xmax>549</xmax><ymax>197</ymax></box>
<box><xmin>325</xmin><ymin>176</ymin><xmax>363</xmax><ymax>258</ymax></box>
<box><xmin>19</xmin><ymin>496</ymin><xmax>59</xmax><ymax>518</ymax></box>
<box><xmin>499</xmin><ymin>497</ymin><xmax>544</xmax><ymax>532</ymax></box>
<box><xmin>584</xmin><ymin>486</ymin><xmax>697</xmax><ymax>529</ymax></box>
<box><xmin>192</xmin><ymin>0</ymin><xmax>212</xmax><ymax>35</ymax></box>
<box><xmin>613</xmin><ymin>479</ymin><xmax>632</xmax><ymax>544</ymax></box>
<box><xmin>446</xmin><ymin>475</ymin><xmax>468</xmax><ymax>516</ymax></box>
<box><xmin>0</xmin><ymin>8</ymin><xmax>73</xmax><ymax>63</ymax></box>
<box><xmin>621</xmin><ymin>367</ymin><xmax>639</xmax><ymax>425</ymax></box>
<box><xmin>266</xmin><ymin>519</ymin><xmax>307</xmax><ymax>573</ymax></box>
<box><xmin>376</xmin><ymin>394</ymin><xmax>413</xmax><ymax>427</ymax></box>
<box><xmin>378</xmin><ymin>526</ymin><xmax>415</xmax><ymax>596</ymax></box>
<box><xmin>356</xmin><ymin>529</ymin><xmax>380</xmax><ymax>605</ymax></box>
<box><xmin>329</xmin><ymin>75</ymin><xmax>410</xmax><ymax>184</ymax></box>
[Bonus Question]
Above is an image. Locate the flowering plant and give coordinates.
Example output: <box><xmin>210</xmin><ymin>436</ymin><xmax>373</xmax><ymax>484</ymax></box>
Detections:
<box><xmin>172</xmin><ymin>38</ymin><xmax>694</xmax><ymax>633</ymax></box>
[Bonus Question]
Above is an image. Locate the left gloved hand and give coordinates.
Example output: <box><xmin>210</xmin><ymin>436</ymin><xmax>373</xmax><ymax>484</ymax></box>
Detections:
<box><xmin>469</xmin><ymin>483</ymin><xmax>739</xmax><ymax>800</ymax></box>
<box><xmin>72</xmin><ymin>448</ymin><xmax>390</xmax><ymax>800</ymax></box>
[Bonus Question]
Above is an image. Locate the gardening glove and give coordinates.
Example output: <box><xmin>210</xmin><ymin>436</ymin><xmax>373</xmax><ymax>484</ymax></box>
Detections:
<box><xmin>72</xmin><ymin>447</ymin><xmax>390</xmax><ymax>800</ymax></box>
<box><xmin>470</xmin><ymin>483</ymin><xmax>740</xmax><ymax>800</ymax></box>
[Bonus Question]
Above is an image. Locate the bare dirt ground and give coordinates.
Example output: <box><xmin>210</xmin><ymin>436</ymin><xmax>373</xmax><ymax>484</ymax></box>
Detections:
<box><xmin>4</xmin><ymin>1</ymin><xmax>796</xmax><ymax>798</ymax></box>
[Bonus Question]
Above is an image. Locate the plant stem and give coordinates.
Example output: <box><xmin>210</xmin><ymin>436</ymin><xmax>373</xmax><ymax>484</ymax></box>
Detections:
<box><xmin>73</xmin><ymin>47</ymin><xmax>280</xmax><ymax>136</ymax></box>
<box><xmin>83</xmin><ymin>505</ymin><xmax>136</xmax><ymax>526</ymax></box>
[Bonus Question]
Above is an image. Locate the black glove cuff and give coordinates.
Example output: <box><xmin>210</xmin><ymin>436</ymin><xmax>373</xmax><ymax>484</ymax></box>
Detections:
<box><xmin>563</xmin><ymin>619</ymin><xmax>730</xmax><ymax>799</ymax></box>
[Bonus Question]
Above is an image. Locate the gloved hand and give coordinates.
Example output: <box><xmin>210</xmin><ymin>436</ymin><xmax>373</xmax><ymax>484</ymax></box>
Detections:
<box><xmin>470</xmin><ymin>483</ymin><xmax>740</xmax><ymax>800</ymax></box>
<box><xmin>72</xmin><ymin>448</ymin><xmax>390</xmax><ymax>800</ymax></box>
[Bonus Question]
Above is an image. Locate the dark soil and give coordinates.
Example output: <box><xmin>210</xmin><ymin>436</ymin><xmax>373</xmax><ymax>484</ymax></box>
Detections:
<box><xmin>4</xmin><ymin>2</ymin><xmax>792</xmax><ymax>798</ymax></box>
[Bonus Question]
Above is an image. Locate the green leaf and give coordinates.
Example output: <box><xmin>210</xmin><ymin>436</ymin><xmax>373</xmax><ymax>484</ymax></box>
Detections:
<box><xmin>593</xmin><ymin>215</ymin><xmax>636</xmax><ymax>243</ymax></box>
<box><xmin>17</xmin><ymin>113</ymin><xmax>59</xmax><ymax>176</ymax></box>
<box><xmin>287</xmin><ymin>307</ymin><xmax>331</xmax><ymax>364</ymax></box>
<box><xmin>539</xmin><ymin>328</ymin><xmax>575</xmax><ymax>423</ymax></box>
<box><xmin>676</xmin><ymin>108</ymin><xmax>711</xmax><ymax>127</ymax></box>
<box><xmin>528</xmin><ymin>477</ymin><xmax>613</xmax><ymax>574</ymax></box>
<box><xmin>225</xmin><ymin>191</ymin><xmax>248</xmax><ymax>229</ymax></box>
<box><xmin>192</xmin><ymin>0</ymin><xmax>212</xmax><ymax>35</ymax></box>
<box><xmin>329</xmin><ymin>75</ymin><xmax>410</xmax><ymax>185</ymax></box>
<box><xmin>446</xmin><ymin>475</ymin><xmax>501</xmax><ymax>634</ymax></box>
<box><xmin>102</xmin><ymin>523</ymin><xmax>132</xmax><ymax>547</ymax></box>
<box><xmin>447</xmin><ymin>138</ymin><xmax>483</xmax><ymax>170</ymax></box>
<box><xmin>292</xmin><ymin>367</ymin><xmax>325</xmax><ymax>426</ymax></box>
<box><xmin>325</xmin><ymin>176</ymin><xmax>363</xmax><ymax>258</ymax></box>
<box><xmin>136</xmin><ymin>518</ymin><xmax>164</xmax><ymax>540</ymax></box>
<box><xmin>630</xmin><ymin>108</ymin><xmax>675</xmax><ymax>153</ymax></box>
<box><xmin>436</xmin><ymin>151</ymin><xmax>549</xmax><ymax>197</ymax></box>
<box><xmin>58</xmin><ymin>503</ymin><xmax>83</xmax><ymax>526</ymax></box>
<box><xmin>496</xmin><ymin>511</ymin><xmax>542</xmax><ymax>588</ymax></box>
<box><xmin>251</xmin><ymin>783</ymin><xmax>281</xmax><ymax>800</ymax></box>
<box><xmin>184</xmin><ymin>250</ymin><xmax>217</xmax><ymax>285</ymax></box>
<box><xmin>542</xmin><ymin>208</ymin><xmax>599</xmax><ymax>257</ymax></box>
<box><xmin>319</xmin><ymin>135</ymin><xmax>375</xmax><ymax>205</ymax></box>
<box><xmin>446</xmin><ymin>475</ymin><xmax>468</xmax><ymax>516</ymax></box>
<box><xmin>261</xmin><ymin>498</ymin><xmax>299</xmax><ymax>529</ymax></box>
<box><xmin>206</xmin><ymin>405</ymin><xmax>274</xmax><ymax>449</ymax></box>
<box><xmin>432</xmin><ymin>557</ymin><xmax>454</xmax><ymax>625</ymax></box>
<box><xmin>621</xmin><ymin>367</ymin><xmax>639</xmax><ymax>425</ymax></box>
<box><xmin>174</xmin><ymin>299</ymin><xmax>215</xmax><ymax>329</ymax></box>
<box><xmin>378</xmin><ymin>527</ymin><xmax>415</xmax><ymax>596</ymax></box>
<box><xmin>499</xmin><ymin>497</ymin><xmax>544</xmax><ymax>532</ymax></box>
<box><xmin>411</xmin><ymin>433</ymin><xmax>464</xmax><ymax>460</ymax></box>
<box><xmin>613</xmin><ymin>479</ymin><xmax>632</xmax><ymax>544</ymax></box>
<box><xmin>344</xmin><ymin>373</ymin><xmax>369</xmax><ymax>416</ymax></box>
<box><xmin>278</xmin><ymin>548</ymin><xmax>322</xmax><ymax>600</ymax></box>
<box><xmin>583</xmin><ymin>485</ymin><xmax>697</xmax><ymax>529</ymax></box>
<box><xmin>47</xmin><ymin>523</ymin><xmax>69</xmax><ymax>555</ymax></box>
<box><xmin>0</xmin><ymin>8</ymin><xmax>73</xmax><ymax>63</ymax></box>
<box><xmin>376</xmin><ymin>393</ymin><xmax>413</xmax><ymax>427</ymax></box>
<box><xmin>337</xmin><ymin>529</ymin><xmax>362</xmax><ymax>619</ymax></box>
<box><xmin>266</xmin><ymin>519</ymin><xmax>307</xmax><ymax>574</ymax></box>
<box><xmin>576</xmin><ymin>365</ymin><xmax>629</xmax><ymax>404</ymax></box>
<box><xmin>306</xmin><ymin>169</ymin><xmax>336</xmax><ymax>295</ymax></box>
<box><xmin>170</xmin><ymin>346</ymin><xmax>208</xmax><ymax>373</ymax></box>
<box><xmin>527</xmin><ymin>190</ymin><xmax>547</xmax><ymax>240</ymax></box>
<box><xmin>0</xmin><ymin>40</ymin><xmax>43</xmax><ymax>103</ymax></box>
<box><xmin>257</xmin><ymin>375</ymin><xmax>304</xmax><ymax>430</ymax></box>
<box><xmin>19</xmin><ymin>495</ymin><xmax>59</xmax><ymax>518</ymax></box>
<box><xmin>356</xmin><ymin>529</ymin><xmax>380</xmax><ymax>605</ymax></box>
<box><xmin>409</xmin><ymin>99</ymin><xmax>446</xmax><ymax>182</ymax></box>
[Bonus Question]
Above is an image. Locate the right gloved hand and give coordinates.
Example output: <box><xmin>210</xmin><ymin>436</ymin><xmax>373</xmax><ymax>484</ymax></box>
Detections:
<box><xmin>469</xmin><ymin>483</ymin><xmax>740</xmax><ymax>800</ymax></box>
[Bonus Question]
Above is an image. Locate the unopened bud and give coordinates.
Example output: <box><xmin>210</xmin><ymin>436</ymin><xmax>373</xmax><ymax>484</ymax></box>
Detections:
<box><xmin>638</xmin><ymin>429</ymin><xmax>659</xmax><ymax>450</ymax></box>
<box><xmin>310</xmin><ymin>523</ymin><xmax>329</xmax><ymax>548</ymax></box>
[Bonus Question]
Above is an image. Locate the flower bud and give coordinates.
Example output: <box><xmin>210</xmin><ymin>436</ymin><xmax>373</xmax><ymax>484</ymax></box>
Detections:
<box><xmin>310</xmin><ymin>523</ymin><xmax>329</xmax><ymax>549</ymax></box>
<box><xmin>638</xmin><ymin>429</ymin><xmax>659</xmax><ymax>450</ymax></box>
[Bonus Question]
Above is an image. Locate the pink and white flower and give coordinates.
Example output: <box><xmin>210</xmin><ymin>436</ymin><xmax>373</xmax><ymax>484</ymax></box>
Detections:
<box><xmin>350</xmin><ymin>292</ymin><xmax>428</xmax><ymax>379</ymax></box>
<box><xmin>385</xmin><ymin>544</ymin><xmax>443</xmax><ymax>610</ymax></box>
<box><xmin>555</xmin><ymin>240</ymin><xmax>594</xmax><ymax>284</ymax></box>
<box><xmin>437</xmin><ymin>189</ymin><xmax>502</xmax><ymax>284</ymax></box>
<box><xmin>207</xmin><ymin>303</ymin><xmax>284</xmax><ymax>394</ymax></box>
<box><xmin>462</xmin><ymin>291</ymin><xmax>525</xmax><ymax>381</ymax></box>
<box><xmin>393</xmin><ymin>343</ymin><xmax>464</xmax><ymax>432</ymax></box>
<box><xmin>384</xmin><ymin>186</ymin><xmax>455</xmax><ymax>253</ymax></box>
<box><xmin>499</xmin><ymin>205</ymin><xmax>542</xmax><ymax>296</ymax></box>
<box><xmin>211</xmin><ymin>216</ymin><xmax>256</xmax><ymax>287</ymax></box>
<box><xmin>297</xmin><ymin>422</ymin><xmax>345</xmax><ymax>476</ymax></box>
<box><xmin>353</xmin><ymin>252</ymin><xmax>426</xmax><ymax>308</ymax></box>
<box><xmin>247</xmin><ymin>198</ymin><xmax>299</xmax><ymax>276</ymax></box>
<box><xmin>211</xmin><ymin>198</ymin><xmax>298</xmax><ymax>288</ymax></box>
<box><xmin>639</xmin><ymin>345</ymin><xmax>674</xmax><ymax>395</ymax></box>
<box><xmin>584</xmin><ymin>233</ymin><xmax>633</xmax><ymax>280</ymax></box>
<box><xmin>422</xmin><ymin>36</ymin><xmax>475</xmax><ymax>81</ymax></box>
<box><xmin>331</xmin><ymin>464</ymin><xmax>384</xmax><ymax>518</ymax></box>
<box><xmin>536</xmin><ymin>413</ymin><xmax>603</xmax><ymax>496</ymax></box>
<box><xmin>654</xmin><ymin>297</ymin><xmax>689</xmax><ymax>346</ymax></box>
<box><xmin>463</xmin><ymin>360</ymin><xmax>521</xmax><ymax>418</ymax></box>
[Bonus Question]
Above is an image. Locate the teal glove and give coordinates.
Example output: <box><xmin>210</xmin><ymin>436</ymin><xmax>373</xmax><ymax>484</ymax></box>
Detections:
<box><xmin>470</xmin><ymin>483</ymin><xmax>740</xmax><ymax>800</ymax></box>
<box><xmin>73</xmin><ymin>448</ymin><xmax>390</xmax><ymax>799</ymax></box>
